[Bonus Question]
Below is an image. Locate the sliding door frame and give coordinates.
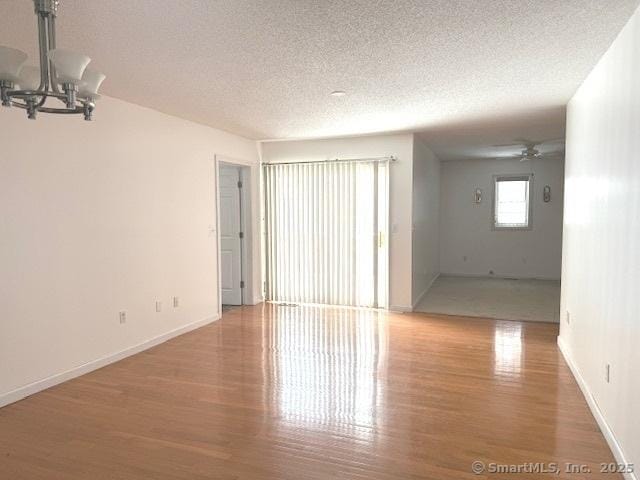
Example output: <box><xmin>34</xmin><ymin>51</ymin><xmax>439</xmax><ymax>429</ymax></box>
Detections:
<box><xmin>262</xmin><ymin>157</ymin><xmax>393</xmax><ymax>309</ymax></box>
<box><xmin>372</xmin><ymin>163</ymin><xmax>379</xmax><ymax>308</ymax></box>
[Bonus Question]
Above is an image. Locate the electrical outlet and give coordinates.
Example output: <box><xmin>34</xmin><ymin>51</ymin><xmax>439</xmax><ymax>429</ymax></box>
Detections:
<box><xmin>119</xmin><ymin>311</ymin><xmax>127</xmax><ymax>324</ymax></box>
<box><xmin>156</xmin><ymin>301</ymin><xmax>162</xmax><ymax>313</ymax></box>
<box><xmin>605</xmin><ymin>364</ymin><xmax>611</xmax><ymax>383</ymax></box>
<box><xmin>566</xmin><ymin>311</ymin><xmax>571</xmax><ymax>324</ymax></box>
<box><xmin>173</xmin><ymin>296</ymin><xmax>179</xmax><ymax>308</ymax></box>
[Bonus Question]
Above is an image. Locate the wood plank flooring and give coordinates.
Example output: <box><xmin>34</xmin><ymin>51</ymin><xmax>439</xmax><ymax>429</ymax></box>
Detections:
<box><xmin>0</xmin><ymin>304</ymin><xmax>618</xmax><ymax>479</ymax></box>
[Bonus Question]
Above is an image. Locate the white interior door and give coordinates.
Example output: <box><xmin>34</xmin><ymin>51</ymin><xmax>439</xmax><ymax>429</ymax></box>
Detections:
<box><xmin>219</xmin><ymin>165</ymin><xmax>243</xmax><ymax>305</ymax></box>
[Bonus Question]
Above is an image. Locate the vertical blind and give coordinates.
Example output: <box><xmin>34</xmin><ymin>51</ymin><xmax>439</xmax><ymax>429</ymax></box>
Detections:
<box><xmin>263</xmin><ymin>160</ymin><xmax>388</xmax><ymax>308</ymax></box>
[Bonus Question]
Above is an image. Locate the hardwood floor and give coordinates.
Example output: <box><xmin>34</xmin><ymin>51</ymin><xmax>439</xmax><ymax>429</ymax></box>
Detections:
<box><xmin>0</xmin><ymin>304</ymin><xmax>618</xmax><ymax>479</ymax></box>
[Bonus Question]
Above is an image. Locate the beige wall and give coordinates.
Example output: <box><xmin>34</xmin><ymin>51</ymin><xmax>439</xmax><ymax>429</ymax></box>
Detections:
<box><xmin>0</xmin><ymin>96</ymin><xmax>259</xmax><ymax>404</ymax></box>
<box><xmin>439</xmin><ymin>157</ymin><xmax>564</xmax><ymax>280</ymax></box>
<box><xmin>411</xmin><ymin>137</ymin><xmax>440</xmax><ymax>307</ymax></box>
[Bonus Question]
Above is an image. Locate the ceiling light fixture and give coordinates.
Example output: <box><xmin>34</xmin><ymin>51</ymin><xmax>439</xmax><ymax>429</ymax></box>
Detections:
<box><xmin>0</xmin><ymin>0</ymin><xmax>105</xmax><ymax>121</ymax></box>
<box><xmin>330</xmin><ymin>90</ymin><xmax>346</xmax><ymax>97</ymax></box>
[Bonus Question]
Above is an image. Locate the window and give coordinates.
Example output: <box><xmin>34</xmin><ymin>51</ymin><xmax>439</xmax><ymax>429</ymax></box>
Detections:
<box><xmin>493</xmin><ymin>175</ymin><xmax>532</xmax><ymax>229</ymax></box>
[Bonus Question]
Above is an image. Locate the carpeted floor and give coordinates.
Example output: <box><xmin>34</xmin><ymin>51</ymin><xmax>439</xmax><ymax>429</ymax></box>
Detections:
<box><xmin>414</xmin><ymin>275</ymin><xmax>561</xmax><ymax>323</ymax></box>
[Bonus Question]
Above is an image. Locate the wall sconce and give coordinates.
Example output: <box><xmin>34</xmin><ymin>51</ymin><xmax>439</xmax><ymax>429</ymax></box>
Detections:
<box><xmin>543</xmin><ymin>185</ymin><xmax>551</xmax><ymax>203</ymax></box>
<box><xmin>474</xmin><ymin>188</ymin><xmax>482</xmax><ymax>204</ymax></box>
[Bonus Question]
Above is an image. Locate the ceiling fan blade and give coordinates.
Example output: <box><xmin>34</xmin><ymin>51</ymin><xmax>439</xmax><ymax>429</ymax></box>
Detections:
<box><xmin>490</xmin><ymin>152</ymin><xmax>520</xmax><ymax>158</ymax></box>
<box><xmin>512</xmin><ymin>137</ymin><xmax>537</xmax><ymax>145</ymax></box>
<box><xmin>538</xmin><ymin>137</ymin><xmax>565</xmax><ymax>145</ymax></box>
<box><xmin>492</xmin><ymin>137</ymin><xmax>566</xmax><ymax>148</ymax></box>
<box><xmin>492</xmin><ymin>142</ymin><xmax>525</xmax><ymax>148</ymax></box>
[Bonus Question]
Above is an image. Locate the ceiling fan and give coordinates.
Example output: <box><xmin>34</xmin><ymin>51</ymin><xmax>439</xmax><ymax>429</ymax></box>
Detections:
<box><xmin>492</xmin><ymin>138</ymin><xmax>565</xmax><ymax>162</ymax></box>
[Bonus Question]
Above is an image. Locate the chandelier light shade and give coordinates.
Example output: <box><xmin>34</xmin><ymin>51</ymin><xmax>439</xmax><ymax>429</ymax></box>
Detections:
<box><xmin>79</xmin><ymin>69</ymin><xmax>106</xmax><ymax>101</ymax></box>
<box><xmin>18</xmin><ymin>66</ymin><xmax>41</xmax><ymax>91</ymax></box>
<box><xmin>0</xmin><ymin>46</ymin><xmax>28</xmax><ymax>83</ymax></box>
<box><xmin>48</xmin><ymin>49</ymin><xmax>91</xmax><ymax>84</ymax></box>
<box><xmin>0</xmin><ymin>0</ymin><xmax>106</xmax><ymax>120</ymax></box>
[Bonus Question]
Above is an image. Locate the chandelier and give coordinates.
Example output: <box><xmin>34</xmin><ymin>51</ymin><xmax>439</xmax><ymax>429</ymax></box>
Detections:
<box><xmin>0</xmin><ymin>0</ymin><xmax>105</xmax><ymax>121</ymax></box>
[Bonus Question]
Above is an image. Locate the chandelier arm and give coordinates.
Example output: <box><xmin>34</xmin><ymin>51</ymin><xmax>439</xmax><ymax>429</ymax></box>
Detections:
<box><xmin>36</xmin><ymin>12</ymin><xmax>50</xmax><ymax>93</ymax></box>
<box><xmin>9</xmin><ymin>99</ymin><xmax>28</xmax><ymax>109</ymax></box>
<box><xmin>7</xmin><ymin>89</ymin><xmax>67</xmax><ymax>100</ymax></box>
<box><xmin>39</xmin><ymin>106</ymin><xmax>85</xmax><ymax>114</ymax></box>
<box><xmin>10</xmin><ymin>98</ymin><xmax>85</xmax><ymax>115</ymax></box>
<box><xmin>46</xmin><ymin>14</ymin><xmax>62</xmax><ymax>94</ymax></box>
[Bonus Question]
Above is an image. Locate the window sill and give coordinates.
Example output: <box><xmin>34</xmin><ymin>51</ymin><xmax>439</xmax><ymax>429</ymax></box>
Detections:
<box><xmin>493</xmin><ymin>225</ymin><xmax>532</xmax><ymax>231</ymax></box>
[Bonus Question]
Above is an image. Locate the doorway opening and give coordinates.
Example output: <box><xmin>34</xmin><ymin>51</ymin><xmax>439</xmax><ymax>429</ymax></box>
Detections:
<box><xmin>217</xmin><ymin>159</ymin><xmax>254</xmax><ymax>311</ymax></box>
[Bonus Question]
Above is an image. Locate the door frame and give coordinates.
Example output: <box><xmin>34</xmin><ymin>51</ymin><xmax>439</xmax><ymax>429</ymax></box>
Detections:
<box><xmin>215</xmin><ymin>154</ymin><xmax>257</xmax><ymax>314</ymax></box>
<box><xmin>261</xmin><ymin>158</ymin><xmax>391</xmax><ymax>309</ymax></box>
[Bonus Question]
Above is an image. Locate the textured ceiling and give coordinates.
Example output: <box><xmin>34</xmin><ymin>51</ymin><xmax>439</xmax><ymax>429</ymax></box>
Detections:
<box><xmin>417</xmin><ymin>106</ymin><xmax>568</xmax><ymax>161</ymax></box>
<box><xmin>1</xmin><ymin>0</ymin><xmax>638</xmax><ymax>148</ymax></box>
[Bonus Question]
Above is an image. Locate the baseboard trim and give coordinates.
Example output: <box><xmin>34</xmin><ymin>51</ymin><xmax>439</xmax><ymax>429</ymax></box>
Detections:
<box><xmin>389</xmin><ymin>305</ymin><xmax>413</xmax><ymax>313</ymax></box>
<box><xmin>249</xmin><ymin>296</ymin><xmax>264</xmax><ymax>306</ymax></box>
<box><xmin>412</xmin><ymin>273</ymin><xmax>440</xmax><ymax>311</ymax></box>
<box><xmin>557</xmin><ymin>336</ymin><xmax>636</xmax><ymax>480</ymax></box>
<box><xmin>0</xmin><ymin>314</ymin><xmax>221</xmax><ymax>409</ymax></box>
<box><xmin>439</xmin><ymin>272</ymin><xmax>561</xmax><ymax>281</ymax></box>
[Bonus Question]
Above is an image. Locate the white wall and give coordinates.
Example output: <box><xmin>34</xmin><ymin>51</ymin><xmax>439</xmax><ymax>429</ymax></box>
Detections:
<box><xmin>261</xmin><ymin>133</ymin><xmax>415</xmax><ymax>310</ymax></box>
<box><xmin>439</xmin><ymin>157</ymin><xmax>564</xmax><ymax>279</ymax></box>
<box><xmin>0</xmin><ymin>96</ymin><xmax>259</xmax><ymax>404</ymax></box>
<box><xmin>411</xmin><ymin>137</ymin><xmax>440</xmax><ymax>307</ymax></box>
<box><xmin>559</xmin><ymin>5</ymin><xmax>640</xmax><ymax>473</ymax></box>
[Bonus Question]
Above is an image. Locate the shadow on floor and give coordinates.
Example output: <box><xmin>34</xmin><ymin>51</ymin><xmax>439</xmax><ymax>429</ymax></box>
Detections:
<box><xmin>222</xmin><ymin>304</ymin><xmax>241</xmax><ymax>313</ymax></box>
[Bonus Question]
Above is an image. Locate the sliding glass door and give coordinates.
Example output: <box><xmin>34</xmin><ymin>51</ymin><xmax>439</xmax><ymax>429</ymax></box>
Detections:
<box><xmin>263</xmin><ymin>159</ymin><xmax>389</xmax><ymax>308</ymax></box>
